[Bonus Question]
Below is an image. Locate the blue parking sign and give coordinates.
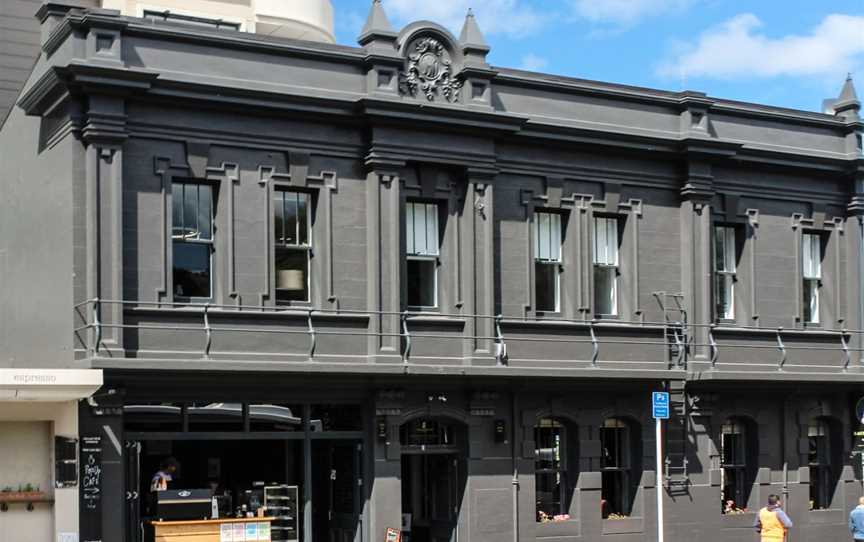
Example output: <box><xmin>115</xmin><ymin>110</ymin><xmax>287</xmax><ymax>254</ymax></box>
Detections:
<box><xmin>652</xmin><ymin>392</ymin><xmax>670</xmax><ymax>419</ymax></box>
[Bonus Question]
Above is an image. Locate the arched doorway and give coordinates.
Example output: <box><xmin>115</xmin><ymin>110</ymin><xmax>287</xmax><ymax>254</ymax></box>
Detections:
<box><xmin>400</xmin><ymin>417</ymin><xmax>467</xmax><ymax>542</ymax></box>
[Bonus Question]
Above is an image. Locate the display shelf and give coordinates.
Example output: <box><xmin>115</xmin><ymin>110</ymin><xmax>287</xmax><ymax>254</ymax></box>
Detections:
<box><xmin>264</xmin><ymin>485</ymin><xmax>299</xmax><ymax>542</ymax></box>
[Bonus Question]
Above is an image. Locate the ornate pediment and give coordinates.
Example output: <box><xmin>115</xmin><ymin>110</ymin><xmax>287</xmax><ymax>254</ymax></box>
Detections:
<box><xmin>399</xmin><ymin>36</ymin><xmax>463</xmax><ymax>103</ymax></box>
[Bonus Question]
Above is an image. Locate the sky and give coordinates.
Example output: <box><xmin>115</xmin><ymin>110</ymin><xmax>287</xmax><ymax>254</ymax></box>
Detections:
<box><xmin>330</xmin><ymin>0</ymin><xmax>864</xmax><ymax>112</ymax></box>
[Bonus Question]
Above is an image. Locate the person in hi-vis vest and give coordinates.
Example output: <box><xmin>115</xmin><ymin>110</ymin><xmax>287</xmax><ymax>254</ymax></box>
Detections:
<box><xmin>754</xmin><ymin>494</ymin><xmax>793</xmax><ymax>542</ymax></box>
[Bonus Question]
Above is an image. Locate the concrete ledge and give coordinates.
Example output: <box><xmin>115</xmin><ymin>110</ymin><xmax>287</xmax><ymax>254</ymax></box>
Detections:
<box><xmin>0</xmin><ymin>368</ymin><xmax>103</xmax><ymax>401</ymax></box>
<box><xmin>91</xmin><ymin>357</ymin><xmax>684</xmax><ymax>380</ymax></box>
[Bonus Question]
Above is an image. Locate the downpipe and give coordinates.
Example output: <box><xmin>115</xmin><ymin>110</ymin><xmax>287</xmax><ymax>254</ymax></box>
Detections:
<box><xmin>512</xmin><ymin>390</ymin><xmax>519</xmax><ymax>542</ymax></box>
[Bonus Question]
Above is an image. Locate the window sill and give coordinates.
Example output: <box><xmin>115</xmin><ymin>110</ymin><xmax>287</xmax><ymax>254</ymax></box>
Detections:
<box><xmin>808</xmin><ymin>508</ymin><xmax>844</xmax><ymax>524</ymax></box>
<box><xmin>499</xmin><ymin>318</ymin><xmax>665</xmax><ymax>332</ymax></box>
<box><xmin>535</xmin><ymin>518</ymin><xmax>580</xmax><ymax>537</ymax></box>
<box><xmin>601</xmin><ymin>517</ymin><xmax>643</xmax><ymax>535</ymax></box>
<box><xmin>712</xmin><ymin>326</ymin><xmax>845</xmax><ymax>338</ymax></box>
<box><xmin>719</xmin><ymin>511</ymin><xmax>757</xmax><ymax>528</ymax></box>
<box><xmin>405</xmin><ymin>314</ymin><xmax>466</xmax><ymax>326</ymax></box>
<box><xmin>125</xmin><ymin>306</ymin><xmax>370</xmax><ymax>322</ymax></box>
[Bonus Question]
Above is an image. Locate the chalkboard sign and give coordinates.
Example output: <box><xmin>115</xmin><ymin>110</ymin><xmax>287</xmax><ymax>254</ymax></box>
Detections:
<box><xmin>80</xmin><ymin>436</ymin><xmax>103</xmax><ymax>542</ymax></box>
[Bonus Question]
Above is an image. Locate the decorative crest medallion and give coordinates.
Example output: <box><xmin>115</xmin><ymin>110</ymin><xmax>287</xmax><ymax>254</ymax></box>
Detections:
<box><xmin>399</xmin><ymin>37</ymin><xmax>463</xmax><ymax>103</ymax></box>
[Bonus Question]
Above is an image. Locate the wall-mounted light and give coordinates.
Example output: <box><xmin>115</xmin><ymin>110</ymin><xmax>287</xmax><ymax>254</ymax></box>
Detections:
<box><xmin>494</xmin><ymin>419</ymin><xmax>507</xmax><ymax>443</ymax></box>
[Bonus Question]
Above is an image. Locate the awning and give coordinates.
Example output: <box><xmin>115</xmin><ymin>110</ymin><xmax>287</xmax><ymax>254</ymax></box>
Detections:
<box><xmin>0</xmin><ymin>369</ymin><xmax>103</xmax><ymax>401</ymax></box>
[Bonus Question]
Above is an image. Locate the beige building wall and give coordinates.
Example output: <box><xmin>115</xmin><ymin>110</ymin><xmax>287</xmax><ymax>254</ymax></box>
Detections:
<box><xmin>0</xmin><ymin>402</ymin><xmax>80</xmax><ymax>542</ymax></box>
<box><xmin>100</xmin><ymin>0</ymin><xmax>335</xmax><ymax>42</ymax></box>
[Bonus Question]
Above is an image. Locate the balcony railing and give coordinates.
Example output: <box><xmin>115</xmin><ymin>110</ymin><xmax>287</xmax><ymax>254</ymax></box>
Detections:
<box><xmin>72</xmin><ymin>298</ymin><xmax>862</xmax><ymax>374</ymax></box>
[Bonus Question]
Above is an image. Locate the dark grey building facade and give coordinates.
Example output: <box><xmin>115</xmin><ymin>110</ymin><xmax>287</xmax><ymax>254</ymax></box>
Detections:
<box><xmin>2</xmin><ymin>2</ymin><xmax>864</xmax><ymax>542</ymax></box>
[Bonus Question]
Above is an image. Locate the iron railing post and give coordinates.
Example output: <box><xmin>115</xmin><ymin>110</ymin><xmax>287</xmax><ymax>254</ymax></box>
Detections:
<box><xmin>92</xmin><ymin>297</ymin><xmax>101</xmax><ymax>357</ymax></box>
<box><xmin>307</xmin><ymin>309</ymin><xmax>316</xmax><ymax>360</ymax></box>
<box><xmin>203</xmin><ymin>303</ymin><xmax>212</xmax><ymax>360</ymax></box>
<box><xmin>401</xmin><ymin>311</ymin><xmax>411</xmax><ymax>363</ymax></box>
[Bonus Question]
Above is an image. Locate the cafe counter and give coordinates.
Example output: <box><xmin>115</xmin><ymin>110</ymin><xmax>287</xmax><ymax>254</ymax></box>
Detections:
<box><xmin>153</xmin><ymin>517</ymin><xmax>274</xmax><ymax>542</ymax></box>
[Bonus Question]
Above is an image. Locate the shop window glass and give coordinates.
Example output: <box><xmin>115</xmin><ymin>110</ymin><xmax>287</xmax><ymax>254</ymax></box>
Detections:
<box><xmin>187</xmin><ymin>402</ymin><xmax>244</xmax><ymax>431</ymax></box>
<box><xmin>248</xmin><ymin>403</ymin><xmax>304</xmax><ymax>432</ymax></box>
<box><xmin>593</xmin><ymin>216</ymin><xmax>619</xmax><ymax>316</ymax></box>
<box><xmin>721</xmin><ymin>418</ymin><xmax>753</xmax><ymax>513</ymax></box>
<box><xmin>534</xmin><ymin>212</ymin><xmax>562</xmax><ymax>312</ymax></box>
<box><xmin>802</xmin><ymin>233</ymin><xmax>822</xmax><ymax>324</ymax></box>
<box><xmin>535</xmin><ymin>418</ymin><xmax>574</xmax><ymax>522</ymax></box>
<box><xmin>124</xmin><ymin>402</ymin><xmax>184</xmax><ymax>432</ymax></box>
<box><xmin>714</xmin><ymin>226</ymin><xmax>737</xmax><ymax>321</ymax></box>
<box><xmin>172</xmin><ymin>182</ymin><xmax>214</xmax><ymax>299</ymax></box>
<box><xmin>310</xmin><ymin>404</ymin><xmax>363</xmax><ymax>431</ymax></box>
<box><xmin>406</xmin><ymin>202</ymin><xmax>440</xmax><ymax>308</ymax></box>
<box><xmin>809</xmin><ymin>419</ymin><xmax>834</xmax><ymax>510</ymax></box>
<box><xmin>601</xmin><ymin>418</ymin><xmax>636</xmax><ymax>518</ymax></box>
<box><xmin>274</xmin><ymin>190</ymin><xmax>311</xmax><ymax>303</ymax></box>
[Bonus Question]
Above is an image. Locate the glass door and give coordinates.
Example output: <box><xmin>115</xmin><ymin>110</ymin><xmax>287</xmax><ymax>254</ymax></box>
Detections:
<box><xmin>312</xmin><ymin>440</ymin><xmax>362</xmax><ymax>542</ymax></box>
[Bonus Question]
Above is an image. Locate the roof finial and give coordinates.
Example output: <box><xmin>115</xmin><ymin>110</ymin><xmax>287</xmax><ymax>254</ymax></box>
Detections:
<box><xmin>460</xmin><ymin>6</ymin><xmax>488</xmax><ymax>51</ymax></box>
<box><xmin>358</xmin><ymin>0</ymin><xmax>396</xmax><ymax>47</ymax></box>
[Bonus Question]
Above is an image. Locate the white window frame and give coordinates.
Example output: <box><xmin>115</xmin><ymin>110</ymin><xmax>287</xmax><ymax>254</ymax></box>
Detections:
<box><xmin>714</xmin><ymin>226</ymin><xmax>736</xmax><ymax>321</ymax></box>
<box><xmin>802</xmin><ymin>233</ymin><xmax>821</xmax><ymax>324</ymax></box>
<box><xmin>406</xmin><ymin>201</ymin><xmax>440</xmax><ymax>309</ymax></box>
<box><xmin>534</xmin><ymin>212</ymin><xmax>562</xmax><ymax>313</ymax></box>
<box><xmin>593</xmin><ymin>216</ymin><xmax>619</xmax><ymax>317</ymax></box>
<box><xmin>274</xmin><ymin>190</ymin><xmax>312</xmax><ymax>304</ymax></box>
<box><xmin>171</xmin><ymin>182</ymin><xmax>214</xmax><ymax>301</ymax></box>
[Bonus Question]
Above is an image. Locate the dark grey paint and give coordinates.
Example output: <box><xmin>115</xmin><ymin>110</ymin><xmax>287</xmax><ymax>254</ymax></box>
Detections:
<box><xmin>2</xmin><ymin>3</ymin><xmax>864</xmax><ymax>542</ymax></box>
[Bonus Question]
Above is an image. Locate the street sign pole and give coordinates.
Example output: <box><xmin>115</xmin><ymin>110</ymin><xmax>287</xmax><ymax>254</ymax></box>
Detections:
<box><xmin>652</xmin><ymin>392</ymin><xmax>669</xmax><ymax>542</ymax></box>
<box><xmin>656</xmin><ymin>417</ymin><xmax>664</xmax><ymax>542</ymax></box>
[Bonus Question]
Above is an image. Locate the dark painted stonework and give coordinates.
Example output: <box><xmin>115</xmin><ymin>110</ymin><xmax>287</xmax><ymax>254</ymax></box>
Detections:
<box><xmin>1</xmin><ymin>2</ymin><xmax>864</xmax><ymax>542</ymax></box>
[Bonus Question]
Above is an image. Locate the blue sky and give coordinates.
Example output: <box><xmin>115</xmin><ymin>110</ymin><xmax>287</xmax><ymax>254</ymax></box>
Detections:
<box><xmin>330</xmin><ymin>0</ymin><xmax>864</xmax><ymax>112</ymax></box>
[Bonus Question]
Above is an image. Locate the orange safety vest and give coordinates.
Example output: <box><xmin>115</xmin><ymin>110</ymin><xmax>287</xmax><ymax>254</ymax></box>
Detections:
<box><xmin>759</xmin><ymin>507</ymin><xmax>787</xmax><ymax>542</ymax></box>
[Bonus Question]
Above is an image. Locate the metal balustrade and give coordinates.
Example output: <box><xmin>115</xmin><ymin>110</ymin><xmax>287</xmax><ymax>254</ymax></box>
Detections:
<box><xmin>72</xmin><ymin>297</ymin><xmax>863</xmax><ymax>372</ymax></box>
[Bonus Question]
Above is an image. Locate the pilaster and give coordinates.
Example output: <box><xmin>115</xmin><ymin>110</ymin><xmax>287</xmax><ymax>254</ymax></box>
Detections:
<box><xmin>681</xmin><ymin>159</ymin><xmax>714</xmax><ymax>367</ymax></box>
<box><xmin>847</xmin><ymin>173</ymin><xmax>864</xmax><ymax>367</ymax></box>
<box><xmin>366</xmin><ymin>166</ymin><xmax>404</xmax><ymax>362</ymax></box>
<box><xmin>84</xmin><ymin>94</ymin><xmax>127</xmax><ymax>357</ymax></box>
<box><xmin>462</xmin><ymin>170</ymin><xmax>495</xmax><ymax>362</ymax></box>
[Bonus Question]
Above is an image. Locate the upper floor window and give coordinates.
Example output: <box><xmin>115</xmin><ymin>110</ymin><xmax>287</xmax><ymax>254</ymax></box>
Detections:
<box><xmin>406</xmin><ymin>202</ymin><xmax>440</xmax><ymax>308</ymax></box>
<box><xmin>535</xmin><ymin>418</ymin><xmax>573</xmax><ymax>522</ymax></box>
<box><xmin>802</xmin><ymin>233</ymin><xmax>822</xmax><ymax>324</ymax></box>
<box><xmin>601</xmin><ymin>417</ymin><xmax>636</xmax><ymax>518</ymax></box>
<box><xmin>534</xmin><ymin>212</ymin><xmax>562</xmax><ymax>313</ymax></box>
<box><xmin>172</xmin><ymin>182</ymin><xmax>213</xmax><ymax>299</ymax></box>
<box><xmin>808</xmin><ymin>419</ymin><xmax>836</xmax><ymax>510</ymax></box>
<box><xmin>274</xmin><ymin>190</ymin><xmax>311</xmax><ymax>303</ymax></box>
<box><xmin>857</xmin><ymin>132</ymin><xmax>863</xmax><ymax>156</ymax></box>
<box><xmin>593</xmin><ymin>216</ymin><xmax>619</xmax><ymax>316</ymax></box>
<box><xmin>143</xmin><ymin>10</ymin><xmax>241</xmax><ymax>31</ymax></box>
<box><xmin>714</xmin><ymin>226</ymin><xmax>737</xmax><ymax>321</ymax></box>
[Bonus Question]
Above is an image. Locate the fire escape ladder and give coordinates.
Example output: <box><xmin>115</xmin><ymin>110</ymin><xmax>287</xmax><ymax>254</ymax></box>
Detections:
<box><xmin>664</xmin><ymin>380</ymin><xmax>690</xmax><ymax>492</ymax></box>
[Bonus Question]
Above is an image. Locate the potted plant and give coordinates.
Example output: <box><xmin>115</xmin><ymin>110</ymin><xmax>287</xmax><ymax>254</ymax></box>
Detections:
<box><xmin>0</xmin><ymin>483</ymin><xmax>45</xmax><ymax>502</ymax></box>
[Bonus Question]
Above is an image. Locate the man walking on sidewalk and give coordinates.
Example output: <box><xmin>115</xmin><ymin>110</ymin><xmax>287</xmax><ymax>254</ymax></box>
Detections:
<box><xmin>754</xmin><ymin>494</ymin><xmax>793</xmax><ymax>542</ymax></box>
<box><xmin>851</xmin><ymin>496</ymin><xmax>864</xmax><ymax>541</ymax></box>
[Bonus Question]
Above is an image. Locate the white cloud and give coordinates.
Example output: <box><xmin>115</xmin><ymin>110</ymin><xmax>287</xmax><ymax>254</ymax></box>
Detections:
<box><xmin>657</xmin><ymin>13</ymin><xmax>864</xmax><ymax>80</ymax></box>
<box><xmin>384</xmin><ymin>0</ymin><xmax>549</xmax><ymax>37</ymax></box>
<box><xmin>519</xmin><ymin>53</ymin><xmax>549</xmax><ymax>71</ymax></box>
<box><xmin>571</xmin><ymin>0</ymin><xmax>693</xmax><ymax>26</ymax></box>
